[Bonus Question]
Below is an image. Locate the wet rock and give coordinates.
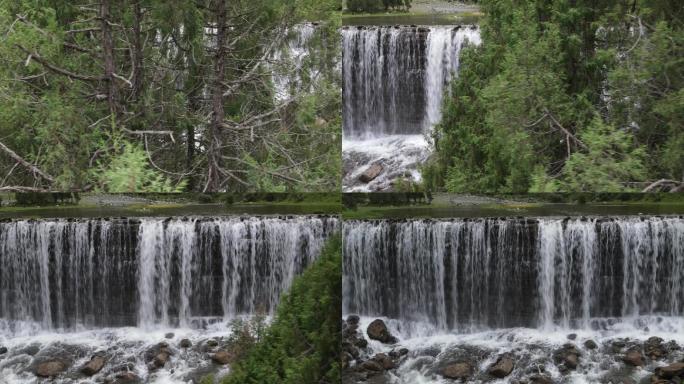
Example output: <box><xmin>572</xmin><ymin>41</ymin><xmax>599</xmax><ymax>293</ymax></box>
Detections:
<box><xmin>354</xmin><ymin>338</ymin><xmax>368</xmax><ymax>348</ymax></box>
<box><xmin>112</xmin><ymin>371</ymin><xmax>141</xmax><ymax>384</ymax></box>
<box><xmin>343</xmin><ymin>341</ymin><xmax>360</xmax><ymax>360</ymax></box>
<box><xmin>567</xmin><ymin>333</ymin><xmax>577</xmax><ymax>340</ymax></box>
<box><xmin>389</xmin><ymin>348</ymin><xmax>408</xmax><ymax>358</ymax></box>
<box><xmin>488</xmin><ymin>354</ymin><xmax>515</xmax><ymax>378</ymax></box>
<box><xmin>649</xmin><ymin>376</ymin><xmax>670</xmax><ymax>384</ymax></box>
<box><xmin>554</xmin><ymin>344</ymin><xmax>580</xmax><ymax>370</ymax></box>
<box><xmin>165</xmin><ymin>332</ymin><xmax>174</xmax><ymax>339</ymax></box>
<box><xmin>367</xmin><ymin>319</ymin><xmax>397</xmax><ymax>344</ymax></box>
<box><xmin>347</xmin><ymin>315</ymin><xmax>360</xmax><ymax>326</ymax></box>
<box><xmin>584</xmin><ymin>340</ymin><xmax>598</xmax><ymax>350</ymax></box>
<box><xmin>622</xmin><ymin>349</ymin><xmax>644</xmax><ymax>367</ymax></box>
<box><xmin>179</xmin><ymin>339</ymin><xmax>192</xmax><ymax>348</ymax></box>
<box><xmin>612</xmin><ymin>340</ymin><xmax>627</xmax><ymax>351</ymax></box>
<box><xmin>206</xmin><ymin>339</ymin><xmax>219</xmax><ymax>347</ymax></box>
<box><xmin>655</xmin><ymin>362</ymin><xmax>684</xmax><ymax>379</ymax></box>
<box><xmin>211</xmin><ymin>350</ymin><xmax>235</xmax><ymax>365</ymax></box>
<box><xmin>19</xmin><ymin>343</ymin><xmax>41</xmax><ymax>356</ymax></box>
<box><xmin>34</xmin><ymin>360</ymin><xmax>67</xmax><ymax>377</ymax></box>
<box><xmin>360</xmin><ymin>360</ymin><xmax>384</xmax><ymax>371</ymax></box>
<box><xmin>81</xmin><ymin>355</ymin><xmax>106</xmax><ymax>376</ymax></box>
<box><xmin>644</xmin><ymin>336</ymin><xmax>667</xmax><ymax>360</ymax></box>
<box><xmin>373</xmin><ymin>353</ymin><xmax>395</xmax><ymax>370</ymax></box>
<box><xmin>359</xmin><ymin>163</ymin><xmax>383</xmax><ymax>183</ymax></box>
<box><xmin>442</xmin><ymin>362</ymin><xmax>472</xmax><ymax>380</ymax></box>
<box><xmin>564</xmin><ymin>353</ymin><xmax>579</xmax><ymax>369</ymax></box>
<box><xmin>0</xmin><ymin>346</ymin><xmax>7</xmax><ymax>354</ymax></box>
<box><xmin>153</xmin><ymin>350</ymin><xmax>170</xmax><ymax>368</ymax></box>
<box><xmin>529</xmin><ymin>375</ymin><xmax>554</xmax><ymax>384</ymax></box>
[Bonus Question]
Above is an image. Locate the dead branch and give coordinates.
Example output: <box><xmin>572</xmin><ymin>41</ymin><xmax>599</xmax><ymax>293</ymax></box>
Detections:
<box><xmin>542</xmin><ymin>108</ymin><xmax>589</xmax><ymax>151</ymax></box>
<box><xmin>15</xmin><ymin>44</ymin><xmax>104</xmax><ymax>82</ymax></box>
<box><xmin>642</xmin><ymin>179</ymin><xmax>682</xmax><ymax>193</ymax></box>
<box><xmin>0</xmin><ymin>186</ymin><xmax>51</xmax><ymax>192</ymax></box>
<box><xmin>122</xmin><ymin>128</ymin><xmax>175</xmax><ymax>143</ymax></box>
<box><xmin>0</xmin><ymin>141</ymin><xmax>55</xmax><ymax>183</ymax></box>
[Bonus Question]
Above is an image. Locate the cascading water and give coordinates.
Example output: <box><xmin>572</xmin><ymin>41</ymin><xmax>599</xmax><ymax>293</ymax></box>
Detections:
<box><xmin>342</xmin><ymin>217</ymin><xmax>684</xmax><ymax>384</ymax></box>
<box><xmin>0</xmin><ymin>215</ymin><xmax>338</xmax><ymax>383</ymax></box>
<box><xmin>342</xmin><ymin>26</ymin><xmax>480</xmax><ymax>191</ymax></box>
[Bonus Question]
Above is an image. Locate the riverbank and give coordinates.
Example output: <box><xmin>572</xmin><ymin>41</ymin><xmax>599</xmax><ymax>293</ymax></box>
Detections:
<box><xmin>342</xmin><ymin>1</ymin><xmax>482</xmax><ymax>26</ymax></box>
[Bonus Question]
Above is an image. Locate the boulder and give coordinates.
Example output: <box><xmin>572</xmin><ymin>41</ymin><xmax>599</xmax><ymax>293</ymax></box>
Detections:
<box><xmin>373</xmin><ymin>353</ymin><xmax>395</xmax><ymax>370</ymax></box>
<box><xmin>644</xmin><ymin>336</ymin><xmax>667</xmax><ymax>360</ymax></box>
<box><xmin>0</xmin><ymin>346</ymin><xmax>7</xmax><ymax>354</ymax></box>
<box><xmin>529</xmin><ymin>375</ymin><xmax>554</xmax><ymax>384</ymax></box>
<box><xmin>442</xmin><ymin>362</ymin><xmax>472</xmax><ymax>380</ymax></box>
<box><xmin>584</xmin><ymin>340</ymin><xmax>598</xmax><ymax>350</ymax></box>
<box><xmin>165</xmin><ymin>333</ymin><xmax>174</xmax><ymax>339</ymax></box>
<box><xmin>347</xmin><ymin>315</ymin><xmax>360</xmax><ymax>326</ymax></box>
<box><xmin>35</xmin><ymin>360</ymin><xmax>67</xmax><ymax>378</ymax></box>
<box><xmin>488</xmin><ymin>354</ymin><xmax>514</xmax><ymax>378</ymax></box>
<box><xmin>622</xmin><ymin>350</ymin><xmax>644</xmax><ymax>367</ymax></box>
<box><xmin>81</xmin><ymin>355</ymin><xmax>106</xmax><ymax>376</ymax></box>
<box><xmin>211</xmin><ymin>350</ymin><xmax>235</xmax><ymax>365</ymax></box>
<box><xmin>554</xmin><ymin>344</ymin><xmax>580</xmax><ymax>370</ymax></box>
<box><xmin>179</xmin><ymin>339</ymin><xmax>192</xmax><ymax>348</ymax></box>
<box><xmin>113</xmin><ymin>371</ymin><xmax>141</xmax><ymax>384</ymax></box>
<box><xmin>655</xmin><ymin>362</ymin><xmax>684</xmax><ymax>379</ymax></box>
<box><xmin>153</xmin><ymin>350</ymin><xmax>170</xmax><ymax>368</ymax></box>
<box><xmin>367</xmin><ymin>319</ymin><xmax>397</xmax><ymax>344</ymax></box>
<box><xmin>359</xmin><ymin>163</ymin><xmax>383</xmax><ymax>183</ymax></box>
<box><xmin>564</xmin><ymin>353</ymin><xmax>579</xmax><ymax>369</ymax></box>
<box><xmin>206</xmin><ymin>339</ymin><xmax>219</xmax><ymax>347</ymax></box>
<box><xmin>567</xmin><ymin>333</ymin><xmax>577</xmax><ymax>340</ymax></box>
<box><xmin>360</xmin><ymin>360</ymin><xmax>384</xmax><ymax>372</ymax></box>
<box><xmin>389</xmin><ymin>348</ymin><xmax>408</xmax><ymax>358</ymax></box>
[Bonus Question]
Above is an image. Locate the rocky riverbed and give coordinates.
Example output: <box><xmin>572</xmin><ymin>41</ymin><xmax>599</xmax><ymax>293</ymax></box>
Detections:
<box><xmin>342</xmin><ymin>316</ymin><xmax>684</xmax><ymax>384</ymax></box>
<box><xmin>343</xmin><ymin>135</ymin><xmax>431</xmax><ymax>192</ymax></box>
<box><xmin>0</xmin><ymin>322</ymin><xmax>251</xmax><ymax>384</ymax></box>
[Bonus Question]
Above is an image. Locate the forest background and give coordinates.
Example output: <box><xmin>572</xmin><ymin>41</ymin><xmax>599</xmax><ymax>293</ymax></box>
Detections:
<box><xmin>0</xmin><ymin>0</ymin><xmax>341</xmax><ymax>193</ymax></box>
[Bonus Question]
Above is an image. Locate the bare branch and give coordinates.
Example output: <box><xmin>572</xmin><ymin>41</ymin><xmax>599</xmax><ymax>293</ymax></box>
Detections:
<box><xmin>15</xmin><ymin>44</ymin><xmax>104</xmax><ymax>82</ymax></box>
<box><xmin>122</xmin><ymin>128</ymin><xmax>176</xmax><ymax>143</ymax></box>
<box><xmin>0</xmin><ymin>141</ymin><xmax>55</xmax><ymax>183</ymax></box>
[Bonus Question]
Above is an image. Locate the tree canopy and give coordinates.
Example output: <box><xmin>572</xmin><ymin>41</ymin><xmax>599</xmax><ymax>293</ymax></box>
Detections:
<box><xmin>0</xmin><ymin>0</ymin><xmax>341</xmax><ymax>192</ymax></box>
<box><xmin>424</xmin><ymin>0</ymin><xmax>684</xmax><ymax>193</ymax></box>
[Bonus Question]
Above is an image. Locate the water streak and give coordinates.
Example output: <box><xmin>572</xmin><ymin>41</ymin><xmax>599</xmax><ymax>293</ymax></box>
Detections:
<box><xmin>0</xmin><ymin>216</ymin><xmax>338</xmax><ymax>334</ymax></box>
<box><xmin>343</xmin><ymin>217</ymin><xmax>684</xmax><ymax>332</ymax></box>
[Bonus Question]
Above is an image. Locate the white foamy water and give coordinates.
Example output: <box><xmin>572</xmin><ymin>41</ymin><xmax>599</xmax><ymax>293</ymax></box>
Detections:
<box><xmin>0</xmin><ymin>321</ymin><xmax>243</xmax><ymax>384</ymax></box>
<box><xmin>343</xmin><ymin>135</ymin><xmax>431</xmax><ymax>192</ymax></box>
<box><xmin>350</xmin><ymin>316</ymin><xmax>684</xmax><ymax>384</ymax></box>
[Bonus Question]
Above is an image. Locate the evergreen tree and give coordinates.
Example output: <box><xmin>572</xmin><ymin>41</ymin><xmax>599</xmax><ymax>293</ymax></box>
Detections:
<box><xmin>426</xmin><ymin>0</ymin><xmax>684</xmax><ymax>192</ymax></box>
<box><xmin>220</xmin><ymin>234</ymin><xmax>342</xmax><ymax>384</ymax></box>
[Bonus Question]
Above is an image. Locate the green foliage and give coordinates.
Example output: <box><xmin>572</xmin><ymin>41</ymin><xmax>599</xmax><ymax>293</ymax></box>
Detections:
<box><xmin>222</xmin><ymin>234</ymin><xmax>341</xmax><ymax>384</ymax></box>
<box><xmin>557</xmin><ymin>119</ymin><xmax>647</xmax><ymax>192</ymax></box>
<box><xmin>427</xmin><ymin>0</ymin><xmax>684</xmax><ymax>192</ymax></box>
<box><xmin>92</xmin><ymin>141</ymin><xmax>186</xmax><ymax>193</ymax></box>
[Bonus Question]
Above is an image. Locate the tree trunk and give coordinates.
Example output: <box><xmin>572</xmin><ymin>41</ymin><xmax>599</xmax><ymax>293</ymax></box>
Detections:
<box><xmin>206</xmin><ymin>0</ymin><xmax>227</xmax><ymax>192</ymax></box>
<box><xmin>101</xmin><ymin>0</ymin><xmax>116</xmax><ymax>119</ymax></box>
<box><xmin>131</xmin><ymin>0</ymin><xmax>144</xmax><ymax>101</ymax></box>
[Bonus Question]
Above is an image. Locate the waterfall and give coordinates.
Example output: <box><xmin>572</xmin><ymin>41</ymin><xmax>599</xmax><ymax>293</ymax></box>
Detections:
<box><xmin>0</xmin><ymin>216</ymin><xmax>338</xmax><ymax>333</ymax></box>
<box><xmin>272</xmin><ymin>23</ymin><xmax>318</xmax><ymax>101</ymax></box>
<box><xmin>343</xmin><ymin>217</ymin><xmax>684</xmax><ymax>332</ymax></box>
<box><xmin>342</xmin><ymin>26</ymin><xmax>481</xmax><ymax>138</ymax></box>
